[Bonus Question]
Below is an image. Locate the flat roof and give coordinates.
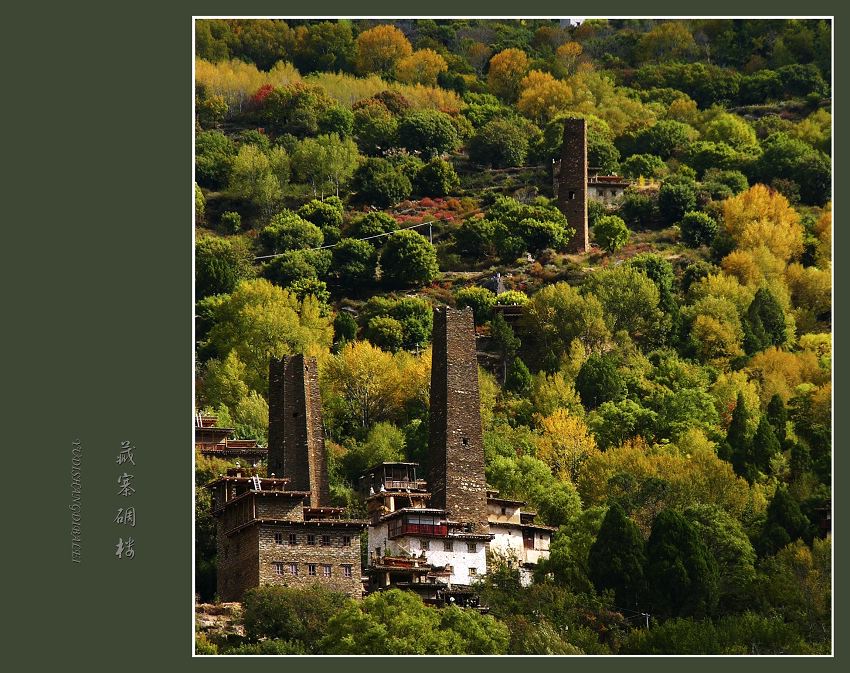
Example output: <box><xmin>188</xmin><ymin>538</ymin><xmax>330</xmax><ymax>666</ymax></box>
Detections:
<box><xmin>379</xmin><ymin>507</ymin><xmax>447</xmax><ymax>522</ymax></box>
<box><xmin>487</xmin><ymin>496</ymin><xmax>527</xmax><ymax>507</ymax></box>
<box><xmin>225</xmin><ymin>516</ymin><xmax>367</xmax><ymax>536</ymax></box>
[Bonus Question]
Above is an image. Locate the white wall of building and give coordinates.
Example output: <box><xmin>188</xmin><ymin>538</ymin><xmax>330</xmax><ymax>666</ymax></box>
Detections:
<box><xmin>368</xmin><ymin>521</ymin><xmax>488</xmax><ymax>585</ymax></box>
<box><xmin>490</xmin><ymin>525</ymin><xmax>525</xmax><ymax>560</ymax></box>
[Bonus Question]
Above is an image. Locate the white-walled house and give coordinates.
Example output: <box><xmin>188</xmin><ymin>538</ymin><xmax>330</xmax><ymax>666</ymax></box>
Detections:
<box><xmin>487</xmin><ymin>492</ymin><xmax>555</xmax><ymax>586</ymax></box>
<box><xmin>359</xmin><ymin>463</ymin><xmax>555</xmax><ymax>600</ymax></box>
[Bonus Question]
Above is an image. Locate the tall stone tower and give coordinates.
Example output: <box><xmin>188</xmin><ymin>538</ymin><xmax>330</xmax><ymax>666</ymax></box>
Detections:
<box><xmin>427</xmin><ymin>306</ymin><xmax>489</xmax><ymax>534</ymax></box>
<box><xmin>267</xmin><ymin>354</ymin><xmax>330</xmax><ymax>508</ymax></box>
<box><xmin>557</xmin><ymin>117</ymin><xmax>589</xmax><ymax>253</ymax></box>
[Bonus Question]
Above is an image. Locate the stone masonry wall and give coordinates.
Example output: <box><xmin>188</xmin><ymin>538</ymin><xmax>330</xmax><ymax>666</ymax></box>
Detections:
<box><xmin>216</xmin><ymin>525</ymin><xmax>259</xmax><ymax>602</ymax></box>
<box><xmin>427</xmin><ymin>307</ymin><xmax>490</xmax><ymax>534</ymax></box>
<box><xmin>267</xmin><ymin>354</ymin><xmax>330</xmax><ymax>507</ymax></box>
<box><xmin>257</xmin><ymin>523</ymin><xmax>363</xmax><ymax>599</ymax></box>
<box><xmin>557</xmin><ymin>117</ymin><xmax>589</xmax><ymax>253</ymax></box>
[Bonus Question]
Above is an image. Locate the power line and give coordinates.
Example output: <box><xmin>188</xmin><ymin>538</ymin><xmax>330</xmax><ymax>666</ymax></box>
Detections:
<box><xmin>253</xmin><ymin>207</ymin><xmax>484</xmax><ymax>262</ymax></box>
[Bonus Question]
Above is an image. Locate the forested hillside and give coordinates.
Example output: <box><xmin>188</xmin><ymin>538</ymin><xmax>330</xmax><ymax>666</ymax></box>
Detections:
<box><xmin>194</xmin><ymin>19</ymin><xmax>831</xmax><ymax>655</ymax></box>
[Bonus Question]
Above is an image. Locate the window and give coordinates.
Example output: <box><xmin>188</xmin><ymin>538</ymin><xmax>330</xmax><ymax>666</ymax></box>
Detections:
<box><xmin>342</xmin><ymin>536</ymin><xmax>352</xmax><ymax>546</ymax></box>
<box><xmin>342</xmin><ymin>564</ymin><xmax>353</xmax><ymax>578</ymax></box>
<box><xmin>307</xmin><ymin>534</ymin><xmax>316</xmax><ymax>545</ymax></box>
<box><xmin>500</xmin><ymin>506</ymin><xmax>506</xmax><ymax>515</ymax></box>
<box><xmin>597</xmin><ymin>188</ymin><xmax>604</xmax><ymax>196</ymax></box>
<box><xmin>421</xmin><ymin>539</ymin><xmax>430</xmax><ymax>551</ymax></box>
<box><xmin>288</xmin><ymin>533</ymin><xmax>297</xmax><ymax>545</ymax></box>
<box><xmin>443</xmin><ymin>540</ymin><xmax>454</xmax><ymax>552</ymax></box>
<box><xmin>273</xmin><ymin>562</ymin><xmax>284</xmax><ymax>575</ymax></box>
<box><xmin>321</xmin><ymin>535</ymin><xmax>331</xmax><ymax>546</ymax></box>
<box><xmin>569</xmin><ymin>191</ymin><xmax>576</xmax><ymax>200</ymax></box>
<box><xmin>274</xmin><ymin>532</ymin><xmax>283</xmax><ymax>545</ymax></box>
<box><xmin>467</xmin><ymin>542</ymin><xmax>477</xmax><ymax>553</ymax></box>
<box><xmin>469</xmin><ymin>567</ymin><xmax>477</xmax><ymax>577</ymax></box>
<box><xmin>375</xmin><ymin>546</ymin><xmax>382</xmax><ymax>557</ymax></box>
<box><xmin>289</xmin><ymin>563</ymin><xmax>298</xmax><ymax>576</ymax></box>
<box><xmin>462</xmin><ymin>437</ymin><xmax>469</xmax><ymax>446</ymax></box>
<box><xmin>322</xmin><ymin>564</ymin><xmax>332</xmax><ymax>577</ymax></box>
<box><xmin>308</xmin><ymin>564</ymin><xmax>317</xmax><ymax>576</ymax></box>
<box><xmin>610</xmin><ymin>190</ymin><xmax>617</xmax><ymax>197</ymax></box>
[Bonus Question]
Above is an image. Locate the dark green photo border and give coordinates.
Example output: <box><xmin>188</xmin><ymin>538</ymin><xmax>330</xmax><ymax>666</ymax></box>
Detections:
<box><xmin>6</xmin><ymin>1</ymin><xmax>842</xmax><ymax>670</ymax></box>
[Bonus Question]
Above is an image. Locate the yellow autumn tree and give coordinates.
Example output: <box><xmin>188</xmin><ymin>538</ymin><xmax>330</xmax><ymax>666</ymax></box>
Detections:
<box><xmin>534</xmin><ymin>409</ymin><xmax>599</xmax><ymax>483</ymax></box>
<box><xmin>746</xmin><ymin>347</ymin><xmax>827</xmax><ymax>404</ymax></box>
<box><xmin>465</xmin><ymin>41</ymin><xmax>492</xmax><ymax>75</ymax></box>
<box><xmin>785</xmin><ymin>262</ymin><xmax>832</xmax><ymax>333</ymax></box>
<box><xmin>637</xmin><ymin>21</ymin><xmax>699</xmax><ymax>63</ymax></box>
<box><xmin>710</xmin><ymin>370</ymin><xmax>762</xmax><ymax>434</ymax></box>
<box><xmin>667</xmin><ymin>95</ymin><xmax>700</xmax><ymax>125</ymax></box>
<box><xmin>576</xmin><ymin>433</ymin><xmax>759</xmax><ymax>534</ymax></box>
<box><xmin>814</xmin><ymin>205</ymin><xmax>832</xmax><ymax>267</ymax></box>
<box><xmin>555</xmin><ymin>42</ymin><xmax>583</xmax><ymax>76</ymax></box>
<box><xmin>487</xmin><ymin>48</ymin><xmax>529</xmax><ymax>101</ymax></box>
<box><xmin>722</xmin><ymin>185</ymin><xmax>804</xmax><ymax>261</ymax></box>
<box><xmin>516</xmin><ymin>69</ymin><xmax>574</xmax><ymax>124</ymax></box>
<box><xmin>354</xmin><ymin>24</ymin><xmax>413</xmax><ymax>77</ymax></box>
<box><xmin>321</xmin><ymin>341</ymin><xmax>405</xmax><ymax>429</ymax></box>
<box><xmin>688</xmin><ymin>272</ymin><xmax>755</xmax><ymax>315</ymax></box>
<box><xmin>396</xmin><ymin>48</ymin><xmax>448</xmax><ymax>86</ymax></box>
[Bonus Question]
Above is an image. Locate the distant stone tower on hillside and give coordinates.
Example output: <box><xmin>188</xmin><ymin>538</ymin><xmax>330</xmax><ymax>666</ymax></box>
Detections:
<box><xmin>427</xmin><ymin>306</ymin><xmax>489</xmax><ymax>534</ymax></box>
<box><xmin>267</xmin><ymin>354</ymin><xmax>330</xmax><ymax>508</ymax></box>
<box><xmin>557</xmin><ymin>117</ymin><xmax>590</xmax><ymax>253</ymax></box>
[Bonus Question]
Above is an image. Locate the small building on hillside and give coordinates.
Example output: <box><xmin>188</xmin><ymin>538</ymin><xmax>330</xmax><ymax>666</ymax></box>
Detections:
<box><xmin>487</xmin><ymin>490</ymin><xmax>555</xmax><ymax>586</ymax></box>
<box><xmin>195</xmin><ymin>414</ymin><xmax>267</xmax><ymax>462</ymax></box>
<box><xmin>206</xmin><ymin>354</ymin><xmax>367</xmax><ymax>602</ymax></box>
<box><xmin>588</xmin><ymin>173</ymin><xmax>631</xmax><ymax>204</ymax></box>
<box><xmin>207</xmin><ymin>467</ymin><xmax>366</xmax><ymax>601</ymax></box>
<box><xmin>553</xmin><ymin>156</ymin><xmax>633</xmax><ymax>206</ymax></box>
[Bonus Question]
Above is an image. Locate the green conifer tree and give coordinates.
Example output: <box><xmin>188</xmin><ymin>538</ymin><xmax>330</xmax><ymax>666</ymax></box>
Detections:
<box><xmin>588</xmin><ymin>503</ymin><xmax>647</xmax><ymax>610</ymax></box>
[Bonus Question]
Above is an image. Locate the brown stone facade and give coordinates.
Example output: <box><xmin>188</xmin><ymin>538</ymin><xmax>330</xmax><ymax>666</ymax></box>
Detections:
<box><xmin>257</xmin><ymin>523</ymin><xmax>363</xmax><ymax>599</ymax></box>
<box><xmin>216</xmin><ymin>525</ymin><xmax>260</xmax><ymax>602</ymax></box>
<box><xmin>210</xmin><ymin>478</ymin><xmax>366</xmax><ymax>601</ymax></box>
<box><xmin>268</xmin><ymin>354</ymin><xmax>330</xmax><ymax>507</ymax></box>
<box><xmin>557</xmin><ymin>117</ymin><xmax>589</xmax><ymax>253</ymax></box>
<box><xmin>427</xmin><ymin>307</ymin><xmax>489</xmax><ymax>534</ymax></box>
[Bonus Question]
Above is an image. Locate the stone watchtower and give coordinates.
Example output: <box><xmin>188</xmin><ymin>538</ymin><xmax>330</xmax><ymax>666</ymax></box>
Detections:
<box><xmin>557</xmin><ymin>117</ymin><xmax>590</xmax><ymax>253</ymax></box>
<box><xmin>427</xmin><ymin>307</ymin><xmax>489</xmax><ymax>534</ymax></box>
<box><xmin>267</xmin><ymin>354</ymin><xmax>330</xmax><ymax>508</ymax></box>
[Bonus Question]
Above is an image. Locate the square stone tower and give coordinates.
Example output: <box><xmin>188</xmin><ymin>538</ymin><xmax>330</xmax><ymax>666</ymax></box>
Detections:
<box><xmin>267</xmin><ymin>354</ymin><xmax>330</xmax><ymax>508</ymax></box>
<box><xmin>557</xmin><ymin>117</ymin><xmax>590</xmax><ymax>253</ymax></box>
<box><xmin>427</xmin><ymin>306</ymin><xmax>489</xmax><ymax>534</ymax></box>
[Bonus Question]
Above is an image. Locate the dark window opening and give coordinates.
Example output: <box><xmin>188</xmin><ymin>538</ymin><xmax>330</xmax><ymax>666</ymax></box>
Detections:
<box><xmin>569</xmin><ymin>191</ymin><xmax>576</xmax><ymax>200</ymax></box>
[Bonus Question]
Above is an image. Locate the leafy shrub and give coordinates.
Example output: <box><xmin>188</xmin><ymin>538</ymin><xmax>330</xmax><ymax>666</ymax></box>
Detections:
<box><xmin>379</xmin><ymin>229</ymin><xmax>439</xmax><ymax>287</ymax></box>
<box><xmin>455</xmin><ymin>286</ymin><xmax>497</xmax><ymax>324</ymax></box>
<box><xmin>468</xmin><ymin>118</ymin><xmax>529</xmax><ymax>168</ymax></box>
<box><xmin>351</xmin><ymin>158</ymin><xmax>412</xmax><ymax>207</ymax></box>
<box><xmin>680</xmin><ymin>211</ymin><xmax>718</xmax><ymax>248</ymax></box>
<box><xmin>593</xmin><ymin>215</ymin><xmax>630</xmax><ymax>253</ymax></box>
<box><xmin>414</xmin><ymin>158</ymin><xmax>460</xmax><ymax>196</ymax></box>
